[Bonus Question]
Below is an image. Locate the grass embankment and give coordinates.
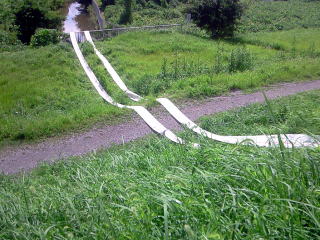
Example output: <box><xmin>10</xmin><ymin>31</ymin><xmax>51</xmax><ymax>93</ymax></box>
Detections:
<box><xmin>1</xmin><ymin>90</ymin><xmax>319</xmax><ymax>239</ymax></box>
<box><xmin>0</xmin><ymin>43</ymin><xmax>125</xmax><ymax>144</ymax></box>
<box><xmin>94</xmin><ymin>29</ymin><xmax>320</xmax><ymax>98</ymax></box>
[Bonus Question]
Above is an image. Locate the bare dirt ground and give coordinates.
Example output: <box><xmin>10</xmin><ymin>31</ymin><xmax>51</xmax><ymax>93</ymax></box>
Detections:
<box><xmin>1</xmin><ymin>80</ymin><xmax>320</xmax><ymax>175</ymax></box>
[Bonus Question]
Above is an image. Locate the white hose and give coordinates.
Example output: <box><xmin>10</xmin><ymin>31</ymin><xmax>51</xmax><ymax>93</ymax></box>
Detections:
<box><xmin>82</xmin><ymin>31</ymin><xmax>319</xmax><ymax>148</ymax></box>
<box><xmin>70</xmin><ymin>32</ymin><xmax>199</xmax><ymax>147</ymax></box>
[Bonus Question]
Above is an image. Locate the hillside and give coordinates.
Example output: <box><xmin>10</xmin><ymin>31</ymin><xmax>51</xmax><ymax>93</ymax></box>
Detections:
<box><xmin>1</xmin><ymin>28</ymin><xmax>320</xmax><ymax>143</ymax></box>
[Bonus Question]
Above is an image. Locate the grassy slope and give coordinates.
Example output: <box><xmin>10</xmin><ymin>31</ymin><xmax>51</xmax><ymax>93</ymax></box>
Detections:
<box><xmin>95</xmin><ymin>29</ymin><xmax>320</xmax><ymax>98</ymax></box>
<box><xmin>1</xmin><ymin>90</ymin><xmax>319</xmax><ymax>239</ymax></box>
<box><xmin>102</xmin><ymin>0</ymin><xmax>320</xmax><ymax>31</ymax></box>
<box><xmin>239</xmin><ymin>0</ymin><xmax>320</xmax><ymax>33</ymax></box>
<box><xmin>0</xmin><ymin>43</ymin><xmax>125</xmax><ymax>143</ymax></box>
<box><xmin>200</xmin><ymin>90</ymin><xmax>320</xmax><ymax>136</ymax></box>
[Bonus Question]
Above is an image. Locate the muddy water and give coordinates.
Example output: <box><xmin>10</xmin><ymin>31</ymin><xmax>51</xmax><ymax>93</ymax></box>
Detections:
<box><xmin>62</xmin><ymin>0</ymin><xmax>97</xmax><ymax>33</ymax></box>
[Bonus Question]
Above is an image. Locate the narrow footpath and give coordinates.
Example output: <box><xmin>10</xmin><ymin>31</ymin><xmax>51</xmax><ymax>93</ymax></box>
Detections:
<box><xmin>1</xmin><ymin>80</ymin><xmax>320</xmax><ymax>174</ymax></box>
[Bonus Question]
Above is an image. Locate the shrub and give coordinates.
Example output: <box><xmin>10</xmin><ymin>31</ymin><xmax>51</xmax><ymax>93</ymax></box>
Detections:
<box><xmin>190</xmin><ymin>0</ymin><xmax>243</xmax><ymax>38</ymax></box>
<box><xmin>30</xmin><ymin>29</ymin><xmax>60</xmax><ymax>47</ymax></box>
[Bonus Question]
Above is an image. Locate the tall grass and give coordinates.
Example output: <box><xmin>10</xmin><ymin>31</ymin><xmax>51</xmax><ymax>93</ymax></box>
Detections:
<box><xmin>1</xmin><ymin>90</ymin><xmax>319</xmax><ymax>239</ymax></box>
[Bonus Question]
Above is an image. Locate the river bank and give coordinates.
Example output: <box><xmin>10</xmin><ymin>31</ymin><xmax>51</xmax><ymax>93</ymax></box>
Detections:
<box><xmin>61</xmin><ymin>0</ymin><xmax>100</xmax><ymax>33</ymax></box>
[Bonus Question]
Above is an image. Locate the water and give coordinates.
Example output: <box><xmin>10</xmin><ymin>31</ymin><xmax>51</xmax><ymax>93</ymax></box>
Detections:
<box><xmin>62</xmin><ymin>1</ymin><xmax>97</xmax><ymax>33</ymax></box>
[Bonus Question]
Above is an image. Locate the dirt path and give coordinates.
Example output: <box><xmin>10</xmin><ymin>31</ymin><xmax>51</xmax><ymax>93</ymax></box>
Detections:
<box><xmin>1</xmin><ymin>80</ymin><xmax>320</xmax><ymax>175</ymax></box>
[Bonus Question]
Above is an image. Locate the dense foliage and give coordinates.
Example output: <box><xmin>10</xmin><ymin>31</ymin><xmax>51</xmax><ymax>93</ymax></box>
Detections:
<box><xmin>0</xmin><ymin>0</ymin><xmax>65</xmax><ymax>44</ymax></box>
<box><xmin>102</xmin><ymin>0</ymin><xmax>320</xmax><ymax>33</ymax></box>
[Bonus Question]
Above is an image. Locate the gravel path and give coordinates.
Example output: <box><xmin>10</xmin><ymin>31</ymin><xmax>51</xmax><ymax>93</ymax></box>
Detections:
<box><xmin>1</xmin><ymin>80</ymin><xmax>320</xmax><ymax>175</ymax></box>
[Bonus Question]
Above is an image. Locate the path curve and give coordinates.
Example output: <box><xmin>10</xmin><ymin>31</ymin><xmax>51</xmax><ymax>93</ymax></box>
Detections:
<box><xmin>84</xmin><ymin>31</ymin><xmax>318</xmax><ymax>148</ymax></box>
<box><xmin>0</xmin><ymin>80</ymin><xmax>320</xmax><ymax>174</ymax></box>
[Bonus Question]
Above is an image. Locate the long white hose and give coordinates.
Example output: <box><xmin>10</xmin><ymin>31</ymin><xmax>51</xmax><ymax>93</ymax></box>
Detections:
<box><xmin>70</xmin><ymin>32</ymin><xmax>199</xmax><ymax>147</ymax></box>
<box><xmin>83</xmin><ymin>31</ymin><xmax>319</xmax><ymax>148</ymax></box>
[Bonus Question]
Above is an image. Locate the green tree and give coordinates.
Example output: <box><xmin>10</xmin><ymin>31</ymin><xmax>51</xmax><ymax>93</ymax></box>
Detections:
<box><xmin>119</xmin><ymin>0</ymin><xmax>133</xmax><ymax>24</ymax></box>
<box><xmin>190</xmin><ymin>0</ymin><xmax>243</xmax><ymax>38</ymax></box>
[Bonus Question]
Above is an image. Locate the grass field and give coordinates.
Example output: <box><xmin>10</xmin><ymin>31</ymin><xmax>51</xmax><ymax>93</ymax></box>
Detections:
<box><xmin>0</xmin><ymin>43</ymin><xmax>125</xmax><ymax>143</ymax></box>
<box><xmin>1</xmin><ymin>90</ymin><xmax>319</xmax><ymax>239</ymax></box>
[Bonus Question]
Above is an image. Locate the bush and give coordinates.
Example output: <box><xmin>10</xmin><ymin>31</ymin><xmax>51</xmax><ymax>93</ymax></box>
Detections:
<box><xmin>30</xmin><ymin>29</ymin><xmax>60</xmax><ymax>47</ymax></box>
<box><xmin>228</xmin><ymin>47</ymin><xmax>253</xmax><ymax>72</ymax></box>
<box><xmin>190</xmin><ymin>0</ymin><xmax>243</xmax><ymax>38</ymax></box>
